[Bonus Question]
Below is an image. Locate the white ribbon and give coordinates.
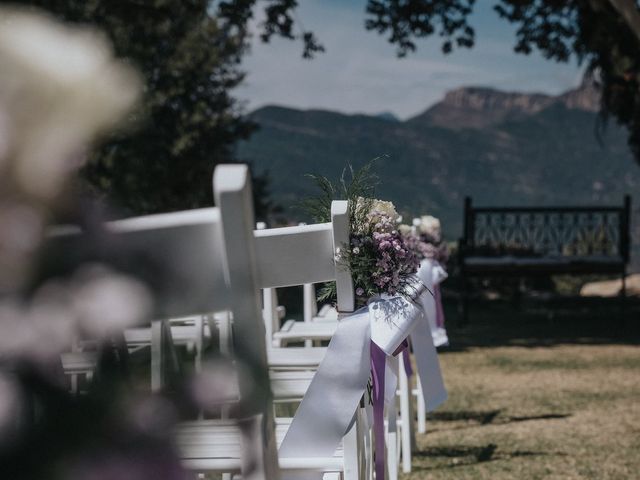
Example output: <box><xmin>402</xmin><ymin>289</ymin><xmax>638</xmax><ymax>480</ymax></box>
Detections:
<box><xmin>418</xmin><ymin>259</ymin><xmax>449</xmax><ymax>347</ymax></box>
<box><xmin>279</xmin><ymin>290</ymin><xmax>447</xmax><ymax>479</ymax></box>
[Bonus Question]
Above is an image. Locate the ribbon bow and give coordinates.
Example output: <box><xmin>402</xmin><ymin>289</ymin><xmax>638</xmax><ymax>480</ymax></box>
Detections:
<box><xmin>279</xmin><ymin>284</ymin><xmax>447</xmax><ymax>480</ymax></box>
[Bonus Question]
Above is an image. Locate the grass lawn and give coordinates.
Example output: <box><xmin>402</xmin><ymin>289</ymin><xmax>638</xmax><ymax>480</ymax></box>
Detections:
<box><xmin>405</xmin><ymin>300</ymin><xmax>640</xmax><ymax>479</ymax></box>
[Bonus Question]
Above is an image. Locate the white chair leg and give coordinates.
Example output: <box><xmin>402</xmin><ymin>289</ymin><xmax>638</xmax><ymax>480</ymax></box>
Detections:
<box><xmin>342</xmin><ymin>412</ymin><xmax>360</xmax><ymax>480</ymax></box>
<box><xmin>238</xmin><ymin>414</ymin><xmax>278</xmax><ymax>480</ymax></box>
<box><xmin>361</xmin><ymin>407</ymin><xmax>373</xmax><ymax>480</ymax></box>
<box><xmin>194</xmin><ymin>314</ymin><xmax>204</xmax><ymax>373</ymax></box>
<box><xmin>70</xmin><ymin>335</ymin><xmax>80</xmax><ymax>394</ymax></box>
<box><xmin>303</xmin><ymin>283</ymin><xmax>317</xmax><ymax>348</ymax></box>
<box><xmin>416</xmin><ymin>377</ymin><xmax>427</xmax><ymax>434</ymax></box>
<box><xmin>399</xmin><ymin>353</ymin><xmax>413</xmax><ymax>473</ymax></box>
<box><xmin>151</xmin><ymin>318</ymin><xmax>163</xmax><ymax>392</ymax></box>
<box><xmin>386</xmin><ymin>401</ymin><xmax>398</xmax><ymax>480</ymax></box>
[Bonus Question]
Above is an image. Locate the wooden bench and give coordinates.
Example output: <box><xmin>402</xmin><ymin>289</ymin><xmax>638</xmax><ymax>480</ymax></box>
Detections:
<box><xmin>458</xmin><ymin>196</ymin><xmax>631</xmax><ymax>323</ymax></box>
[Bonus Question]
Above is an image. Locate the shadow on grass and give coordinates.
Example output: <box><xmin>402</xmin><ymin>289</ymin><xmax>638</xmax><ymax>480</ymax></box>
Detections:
<box><xmin>428</xmin><ymin>409</ymin><xmax>502</xmax><ymax>424</ymax></box>
<box><xmin>426</xmin><ymin>410</ymin><xmax>572</xmax><ymax>431</ymax></box>
<box><xmin>412</xmin><ymin>443</ymin><xmax>568</xmax><ymax>471</ymax></box>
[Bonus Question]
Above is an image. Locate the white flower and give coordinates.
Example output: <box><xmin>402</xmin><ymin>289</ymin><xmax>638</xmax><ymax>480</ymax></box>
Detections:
<box><xmin>352</xmin><ymin>247</ymin><xmax>360</xmax><ymax>254</ymax></box>
<box><xmin>355</xmin><ymin>197</ymin><xmax>399</xmax><ymax>221</ymax></box>
<box><xmin>419</xmin><ymin>215</ymin><xmax>441</xmax><ymax>240</ymax></box>
<box><xmin>370</xmin><ymin>199</ymin><xmax>399</xmax><ymax>221</ymax></box>
<box><xmin>71</xmin><ymin>264</ymin><xmax>152</xmax><ymax>338</ymax></box>
<box><xmin>398</xmin><ymin>224</ymin><xmax>412</xmax><ymax>235</ymax></box>
<box><xmin>0</xmin><ymin>7</ymin><xmax>141</xmax><ymax>201</ymax></box>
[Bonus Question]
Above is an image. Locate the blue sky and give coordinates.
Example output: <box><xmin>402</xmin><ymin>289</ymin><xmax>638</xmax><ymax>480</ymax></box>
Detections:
<box><xmin>238</xmin><ymin>0</ymin><xmax>583</xmax><ymax>119</ymax></box>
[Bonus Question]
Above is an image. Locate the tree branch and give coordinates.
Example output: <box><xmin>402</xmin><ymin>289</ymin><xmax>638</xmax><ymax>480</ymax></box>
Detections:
<box><xmin>607</xmin><ymin>0</ymin><xmax>640</xmax><ymax>44</ymax></box>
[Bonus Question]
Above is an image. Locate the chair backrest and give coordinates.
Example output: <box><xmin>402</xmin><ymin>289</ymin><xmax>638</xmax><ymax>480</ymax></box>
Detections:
<box><xmin>252</xmin><ymin>202</ymin><xmax>355</xmax><ymax>313</ymax></box>
<box><xmin>47</xmin><ymin>208</ymin><xmax>230</xmax><ymax>318</ymax></box>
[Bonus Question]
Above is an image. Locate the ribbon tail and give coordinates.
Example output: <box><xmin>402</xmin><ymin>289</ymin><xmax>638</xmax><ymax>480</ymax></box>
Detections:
<box><xmin>410</xmin><ymin>309</ymin><xmax>447</xmax><ymax>411</ymax></box>
<box><xmin>279</xmin><ymin>310</ymin><xmax>371</xmax><ymax>480</ymax></box>
<box><xmin>370</xmin><ymin>341</ymin><xmax>387</xmax><ymax>480</ymax></box>
<box><xmin>434</xmin><ymin>285</ymin><xmax>445</xmax><ymax>328</ymax></box>
<box><xmin>402</xmin><ymin>344</ymin><xmax>413</xmax><ymax>378</ymax></box>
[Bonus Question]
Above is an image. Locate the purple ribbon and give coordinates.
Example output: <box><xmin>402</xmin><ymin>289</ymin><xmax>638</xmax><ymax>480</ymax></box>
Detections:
<box><xmin>392</xmin><ymin>338</ymin><xmax>413</xmax><ymax>378</ymax></box>
<box><xmin>402</xmin><ymin>342</ymin><xmax>413</xmax><ymax>378</ymax></box>
<box><xmin>370</xmin><ymin>338</ymin><xmax>414</xmax><ymax>480</ymax></box>
<box><xmin>370</xmin><ymin>341</ymin><xmax>387</xmax><ymax>480</ymax></box>
<box><xmin>435</xmin><ymin>284</ymin><xmax>446</xmax><ymax>328</ymax></box>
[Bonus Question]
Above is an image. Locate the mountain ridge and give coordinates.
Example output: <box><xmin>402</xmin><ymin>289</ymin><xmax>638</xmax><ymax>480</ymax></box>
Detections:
<box><xmin>407</xmin><ymin>82</ymin><xmax>600</xmax><ymax>129</ymax></box>
<box><xmin>239</xmin><ymin>83</ymin><xmax>638</xmax><ymax>252</ymax></box>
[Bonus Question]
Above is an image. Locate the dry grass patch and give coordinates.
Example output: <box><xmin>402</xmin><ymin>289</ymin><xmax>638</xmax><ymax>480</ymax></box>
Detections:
<box><xmin>404</xmin><ymin>343</ymin><xmax>640</xmax><ymax>479</ymax></box>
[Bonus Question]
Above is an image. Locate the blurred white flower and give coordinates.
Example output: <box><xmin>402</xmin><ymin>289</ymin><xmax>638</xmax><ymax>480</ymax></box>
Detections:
<box><xmin>128</xmin><ymin>395</ymin><xmax>177</xmax><ymax>439</ymax></box>
<box><xmin>0</xmin><ymin>264</ymin><xmax>151</xmax><ymax>363</ymax></box>
<box><xmin>0</xmin><ymin>7</ymin><xmax>141</xmax><ymax>201</ymax></box>
<box><xmin>0</xmin><ymin>297</ymin><xmax>75</xmax><ymax>361</ymax></box>
<box><xmin>0</xmin><ymin>8</ymin><xmax>141</xmax><ymax>293</ymax></box>
<box><xmin>419</xmin><ymin>215</ymin><xmax>441</xmax><ymax>241</ymax></box>
<box><xmin>398</xmin><ymin>224</ymin><xmax>412</xmax><ymax>236</ymax></box>
<box><xmin>71</xmin><ymin>265</ymin><xmax>152</xmax><ymax>338</ymax></box>
<box><xmin>190</xmin><ymin>360</ymin><xmax>240</xmax><ymax>412</ymax></box>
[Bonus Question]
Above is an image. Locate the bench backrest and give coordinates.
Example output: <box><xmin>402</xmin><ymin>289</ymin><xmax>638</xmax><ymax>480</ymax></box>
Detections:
<box><xmin>461</xmin><ymin>196</ymin><xmax>631</xmax><ymax>261</ymax></box>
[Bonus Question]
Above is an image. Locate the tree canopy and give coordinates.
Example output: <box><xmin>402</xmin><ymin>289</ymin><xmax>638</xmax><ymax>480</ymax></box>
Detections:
<box><xmin>15</xmin><ymin>0</ymin><xmax>266</xmax><ymax>217</ymax></box>
<box><xmin>17</xmin><ymin>0</ymin><xmax>640</xmax><ymax>220</ymax></box>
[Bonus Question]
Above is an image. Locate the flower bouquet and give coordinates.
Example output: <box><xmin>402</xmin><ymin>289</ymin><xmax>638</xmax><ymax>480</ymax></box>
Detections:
<box><xmin>288</xmin><ymin>162</ymin><xmax>448</xmax><ymax>480</ymax></box>
<box><xmin>401</xmin><ymin>215</ymin><xmax>450</xmax><ymax>346</ymax></box>
<box><xmin>412</xmin><ymin>215</ymin><xmax>449</xmax><ymax>264</ymax></box>
<box><xmin>304</xmin><ymin>161</ymin><xmax>421</xmax><ymax>309</ymax></box>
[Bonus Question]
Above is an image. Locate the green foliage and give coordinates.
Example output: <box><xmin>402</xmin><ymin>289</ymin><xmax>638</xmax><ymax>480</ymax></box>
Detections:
<box><xmin>303</xmin><ymin>159</ymin><xmax>381</xmax><ymax>304</ymax></box>
<box><xmin>302</xmin><ymin>158</ymin><xmax>381</xmax><ymax>223</ymax></box>
<box><xmin>365</xmin><ymin>0</ymin><xmax>476</xmax><ymax>56</ymax></box>
<box><xmin>16</xmin><ymin>0</ymin><xmax>277</xmax><ymax>217</ymax></box>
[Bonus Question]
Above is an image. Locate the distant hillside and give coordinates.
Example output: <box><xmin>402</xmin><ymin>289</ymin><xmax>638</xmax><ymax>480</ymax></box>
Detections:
<box><xmin>238</xmin><ymin>83</ymin><xmax>640</xmax><ymax>248</ymax></box>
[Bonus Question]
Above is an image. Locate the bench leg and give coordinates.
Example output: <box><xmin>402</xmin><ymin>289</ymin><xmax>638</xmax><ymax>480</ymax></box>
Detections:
<box><xmin>459</xmin><ymin>276</ymin><xmax>470</xmax><ymax>326</ymax></box>
<box><xmin>620</xmin><ymin>269</ymin><xmax>627</xmax><ymax>330</ymax></box>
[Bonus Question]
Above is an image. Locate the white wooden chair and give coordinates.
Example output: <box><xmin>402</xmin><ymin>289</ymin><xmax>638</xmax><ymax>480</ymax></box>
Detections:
<box><xmin>262</xmin><ymin>274</ymin><xmax>414</xmax><ymax>479</ymax></box>
<box><xmin>51</xmin><ymin>202</ymin><xmax>280</xmax><ymax>479</ymax></box>
<box><xmin>256</xmin><ymin>217</ymin><xmax>413</xmax><ymax>479</ymax></box>
<box><xmin>57</xmin><ymin>230</ymin><xmax>220</xmax><ymax>394</ymax></box>
<box><xmin>181</xmin><ymin>165</ymin><xmax>374</xmax><ymax>479</ymax></box>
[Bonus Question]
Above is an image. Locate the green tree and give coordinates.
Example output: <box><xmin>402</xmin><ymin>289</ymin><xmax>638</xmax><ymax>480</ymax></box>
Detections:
<box><xmin>20</xmin><ymin>0</ymin><xmax>640</xmax><ymax>217</ymax></box>
<box><xmin>15</xmin><ymin>0</ymin><xmax>265</xmax><ymax>216</ymax></box>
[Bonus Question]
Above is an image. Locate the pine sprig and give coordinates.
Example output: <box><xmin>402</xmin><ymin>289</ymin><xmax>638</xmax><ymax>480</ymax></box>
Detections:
<box><xmin>300</xmin><ymin>156</ymin><xmax>421</xmax><ymax>309</ymax></box>
<box><xmin>300</xmin><ymin>173</ymin><xmax>335</xmax><ymax>223</ymax></box>
<box><xmin>301</xmin><ymin>157</ymin><xmax>384</xmax><ymax>223</ymax></box>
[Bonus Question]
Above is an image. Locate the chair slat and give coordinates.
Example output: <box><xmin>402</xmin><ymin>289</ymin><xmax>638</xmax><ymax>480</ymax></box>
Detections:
<box><xmin>47</xmin><ymin>208</ymin><xmax>230</xmax><ymax>316</ymax></box>
<box><xmin>254</xmin><ymin>223</ymin><xmax>336</xmax><ymax>288</ymax></box>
